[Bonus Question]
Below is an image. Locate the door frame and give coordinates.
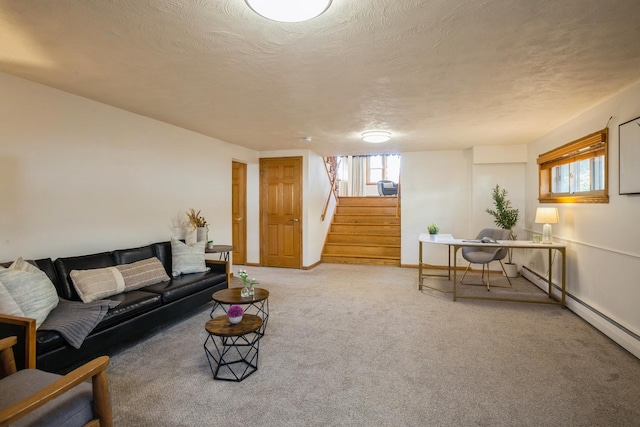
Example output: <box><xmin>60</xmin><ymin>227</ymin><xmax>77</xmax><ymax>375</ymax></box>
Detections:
<box><xmin>259</xmin><ymin>156</ymin><xmax>303</xmax><ymax>268</ymax></box>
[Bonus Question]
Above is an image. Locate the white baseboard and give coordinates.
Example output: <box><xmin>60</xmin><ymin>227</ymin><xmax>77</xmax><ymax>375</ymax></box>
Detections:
<box><xmin>521</xmin><ymin>266</ymin><xmax>640</xmax><ymax>359</ymax></box>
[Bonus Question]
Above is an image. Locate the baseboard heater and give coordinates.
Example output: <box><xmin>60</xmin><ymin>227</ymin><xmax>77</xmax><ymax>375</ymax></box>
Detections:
<box><xmin>521</xmin><ymin>265</ymin><xmax>640</xmax><ymax>359</ymax></box>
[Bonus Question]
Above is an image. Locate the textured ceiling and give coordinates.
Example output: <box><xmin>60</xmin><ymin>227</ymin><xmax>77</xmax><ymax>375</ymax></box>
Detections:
<box><xmin>1</xmin><ymin>0</ymin><xmax>640</xmax><ymax>155</ymax></box>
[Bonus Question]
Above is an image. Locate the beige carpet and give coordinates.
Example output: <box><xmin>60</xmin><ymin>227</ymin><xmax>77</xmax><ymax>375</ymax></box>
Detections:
<box><xmin>108</xmin><ymin>264</ymin><xmax>640</xmax><ymax>426</ymax></box>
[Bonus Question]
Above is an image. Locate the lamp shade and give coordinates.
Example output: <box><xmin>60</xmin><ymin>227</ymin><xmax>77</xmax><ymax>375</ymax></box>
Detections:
<box><xmin>245</xmin><ymin>0</ymin><xmax>332</xmax><ymax>22</ymax></box>
<box><xmin>535</xmin><ymin>207</ymin><xmax>559</xmax><ymax>224</ymax></box>
<box><xmin>362</xmin><ymin>131</ymin><xmax>391</xmax><ymax>143</ymax></box>
<box><xmin>535</xmin><ymin>207</ymin><xmax>558</xmax><ymax>244</ymax></box>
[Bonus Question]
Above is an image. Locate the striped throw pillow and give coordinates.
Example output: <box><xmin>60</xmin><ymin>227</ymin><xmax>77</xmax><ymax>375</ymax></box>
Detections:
<box><xmin>116</xmin><ymin>257</ymin><xmax>170</xmax><ymax>291</ymax></box>
<box><xmin>70</xmin><ymin>267</ymin><xmax>125</xmax><ymax>303</ymax></box>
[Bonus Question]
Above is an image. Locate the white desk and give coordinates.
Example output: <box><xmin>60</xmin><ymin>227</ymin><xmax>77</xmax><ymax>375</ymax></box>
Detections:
<box><xmin>418</xmin><ymin>233</ymin><xmax>566</xmax><ymax>307</ymax></box>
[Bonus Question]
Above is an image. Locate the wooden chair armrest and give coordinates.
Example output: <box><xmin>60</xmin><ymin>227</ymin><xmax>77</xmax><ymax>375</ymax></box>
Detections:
<box><xmin>0</xmin><ymin>337</ymin><xmax>18</xmax><ymax>378</ymax></box>
<box><xmin>0</xmin><ymin>336</ymin><xmax>17</xmax><ymax>352</ymax></box>
<box><xmin>0</xmin><ymin>356</ymin><xmax>113</xmax><ymax>427</ymax></box>
<box><xmin>0</xmin><ymin>314</ymin><xmax>36</xmax><ymax>369</ymax></box>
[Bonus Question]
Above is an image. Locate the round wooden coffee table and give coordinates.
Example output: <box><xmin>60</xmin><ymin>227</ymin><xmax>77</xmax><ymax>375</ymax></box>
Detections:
<box><xmin>203</xmin><ymin>314</ymin><xmax>262</xmax><ymax>382</ymax></box>
<box><xmin>210</xmin><ymin>287</ymin><xmax>269</xmax><ymax>335</ymax></box>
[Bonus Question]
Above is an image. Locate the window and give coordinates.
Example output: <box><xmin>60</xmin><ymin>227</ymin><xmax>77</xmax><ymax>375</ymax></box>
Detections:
<box><xmin>366</xmin><ymin>154</ymin><xmax>400</xmax><ymax>184</ymax></box>
<box><xmin>537</xmin><ymin>128</ymin><xmax>608</xmax><ymax>203</ymax></box>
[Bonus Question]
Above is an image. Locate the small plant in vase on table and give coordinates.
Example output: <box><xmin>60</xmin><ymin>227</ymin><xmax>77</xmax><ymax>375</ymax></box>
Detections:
<box><xmin>238</xmin><ymin>269</ymin><xmax>258</xmax><ymax>298</ymax></box>
<box><xmin>427</xmin><ymin>223</ymin><xmax>439</xmax><ymax>240</ymax></box>
<box><xmin>227</xmin><ymin>304</ymin><xmax>244</xmax><ymax>324</ymax></box>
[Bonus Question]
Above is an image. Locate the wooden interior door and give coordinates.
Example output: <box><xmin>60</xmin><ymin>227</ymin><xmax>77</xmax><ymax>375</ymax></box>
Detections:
<box><xmin>231</xmin><ymin>161</ymin><xmax>247</xmax><ymax>265</ymax></box>
<box><xmin>260</xmin><ymin>157</ymin><xmax>302</xmax><ymax>268</ymax></box>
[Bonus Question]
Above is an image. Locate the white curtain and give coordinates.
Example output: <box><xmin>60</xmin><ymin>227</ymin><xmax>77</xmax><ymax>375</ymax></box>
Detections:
<box><xmin>349</xmin><ymin>156</ymin><xmax>367</xmax><ymax>196</ymax></box>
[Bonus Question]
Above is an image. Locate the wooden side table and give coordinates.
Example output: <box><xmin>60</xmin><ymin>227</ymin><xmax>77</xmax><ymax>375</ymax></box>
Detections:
<box><xmin>210</xmin><ymin>288</ymin><xmax>270</xmax><ymax>336</ymax></box>
<box><xmin>205</xmin><ymin>244</ymin><xmax>235</xmax><ymax>285</ymax></box>
<box><xmin>203</xmin><ymin>314</ymin><xmax>262</xmax><ymax>382</ymax></box>
<box><xmin>205</xmin><ymin>244</ymin><xmax>235</xmax><ymax>262</ymax></box>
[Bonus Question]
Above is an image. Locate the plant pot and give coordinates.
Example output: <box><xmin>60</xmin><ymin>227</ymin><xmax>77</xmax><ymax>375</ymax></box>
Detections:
<box><xmin>503</xmin><ymin>263</ymin><xmax>519</xmax><ymax>278</ymax></box>
<box><xmin>228</xmin><ymin>315</ymin><xmax>243</xmax><ymax>324</ymax></box>
<box><xmin>428</xmin><ymin>233</ymin><xmax>438</xmax><ymax>241</ymax></box>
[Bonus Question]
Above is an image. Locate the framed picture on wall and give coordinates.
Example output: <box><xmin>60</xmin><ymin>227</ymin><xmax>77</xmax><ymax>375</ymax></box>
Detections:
<box><xmin>619</xmin><ymin>116</ymin><xmax>640</xmax><ymax>195</ymax></box>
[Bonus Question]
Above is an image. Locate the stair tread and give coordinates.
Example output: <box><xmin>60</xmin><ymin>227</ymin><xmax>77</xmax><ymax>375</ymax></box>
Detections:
<box><xmin>321</xmin><ymin>253</ymin><xmax>400</xmax><ymax>260</ymax></box>
<box><xmin>324</xmin><ymin>242</ymin><xmax>400</xmax><ymax>248</ymax></box>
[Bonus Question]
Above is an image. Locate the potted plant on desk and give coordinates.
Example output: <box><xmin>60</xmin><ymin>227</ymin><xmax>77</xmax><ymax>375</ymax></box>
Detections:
<box><xmin>486</xmin><ymin>184</ymin><xmax>519</xmax><ymax>277</ymax></box>
<box><xmin>427</xmin><ymin>223</ymin><xmax>439</xmax><ymax>241</ymax></box>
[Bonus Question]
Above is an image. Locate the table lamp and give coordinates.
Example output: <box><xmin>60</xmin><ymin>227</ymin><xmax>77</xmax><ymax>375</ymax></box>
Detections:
<box><xmin>535</xmin><ymin>207</ymin><xmax>559</xmax><ymax>244</ymax></box>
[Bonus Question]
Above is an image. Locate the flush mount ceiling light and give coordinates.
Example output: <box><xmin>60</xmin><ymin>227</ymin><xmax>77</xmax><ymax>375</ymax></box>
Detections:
<box><xmin>245</xmin><ymin>0</ymin><xmax>332</xmax><ymax>23</ymax></box>
<box><xmin>362</xmin><ymin>131</ymin><xmax>392</xmax><ymax>143</ymax></box>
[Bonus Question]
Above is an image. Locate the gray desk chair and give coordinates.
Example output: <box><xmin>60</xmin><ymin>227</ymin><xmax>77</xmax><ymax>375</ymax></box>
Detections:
<box><xmin>377</xmin><ymin>180</ymin><xmax>398</xmax><ymax>196</ymax></box>
<box><xmin>0</xmin><ymin>335</ymin><xmax>113</xmax><ymax>427</ymax></box>
<box><xmin>460</xmin><ymin>228</ymin><xmax>513</xmax><ymax>291</ymax></box>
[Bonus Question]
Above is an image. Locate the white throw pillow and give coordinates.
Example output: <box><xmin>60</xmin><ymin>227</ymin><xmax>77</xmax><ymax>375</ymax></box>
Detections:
<box><xmin>0</xmin><ymin>267</ymin><xmax>59</xmax><ymax>328</ymax></box>
<box><xmin>171</xmin><ymin>238</ymin><xmax>209</xmax><ymax>277</ymax></box>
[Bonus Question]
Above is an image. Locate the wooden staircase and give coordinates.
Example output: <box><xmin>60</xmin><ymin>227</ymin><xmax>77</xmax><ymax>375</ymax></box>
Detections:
<box><xmin>322</xmin><ymin>196</ymin><xmax>401</xmax><ymax>266</ymax></box>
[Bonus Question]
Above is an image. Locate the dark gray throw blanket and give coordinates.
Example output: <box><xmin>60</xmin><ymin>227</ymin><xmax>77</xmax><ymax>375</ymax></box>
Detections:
<box><xmin>40</xmin><ymin>299</ymin><xmax>120</xmax><ymax>349</ymax></box>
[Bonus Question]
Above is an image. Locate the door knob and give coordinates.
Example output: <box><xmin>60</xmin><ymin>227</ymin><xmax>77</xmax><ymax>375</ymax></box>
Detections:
<box><xmin>292</xmin><ymin>218</ymin><xmax>299</xmax><ymax>222</ymax></box>
<box><xmin>235</xmin><ymin>217</ymin><xmax>244</xmax><ymax>222</ymax></box>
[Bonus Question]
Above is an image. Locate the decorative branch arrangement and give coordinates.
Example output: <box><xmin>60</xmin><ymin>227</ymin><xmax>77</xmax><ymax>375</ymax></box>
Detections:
<box><xmin>186</xmin><ymin>208</ymin><xmax>207</xmax><ymax>229</ymax></box>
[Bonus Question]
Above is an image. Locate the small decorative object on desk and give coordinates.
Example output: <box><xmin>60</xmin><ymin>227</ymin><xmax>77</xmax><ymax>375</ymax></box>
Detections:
<box><xmin>187</xmin><ymin>208</ymin><xmax>209</xmax><ymax>242</ymax></box>
<box><xmin>207</xmin><ymin>240</ymin><xmax>214</xmax><ymax>249</ymax></box>
<box><xmin>227</xmin><ymin>304</ymin><xmax>244</xmax><ymax>324</ymax></box>
<box><xmin>427</xmin><ymin>223</ymin><xmax>439</xmax><ymax>235</ymax></box>
<box><xmin>238</xmin><ymin>269</ymin><xmax>259</xmax><ymax>297</ymax></box>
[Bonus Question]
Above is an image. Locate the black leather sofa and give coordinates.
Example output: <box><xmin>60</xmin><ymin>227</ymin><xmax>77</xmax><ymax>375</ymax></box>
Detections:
<box><xmin>0</xmin><ymin>240</ymin><xmax>227</xmax><ymax>373</ymax></box>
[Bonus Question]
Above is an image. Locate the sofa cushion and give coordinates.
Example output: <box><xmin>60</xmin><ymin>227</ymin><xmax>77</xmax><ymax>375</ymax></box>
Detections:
<box><xmin>113</xmin><ymin>245</ymin><xmax>156</xmax><ymax>265</ymax></box>
<box><xmin>0</xmin><ymin>268</ymin><xmax>59</xmax><ymax>328</ymax></box>
<box><xmin>70</xmin><ymin>267</ymin><xmax>125</xmax><ymax>303</ymax></box>
<box><xmin>36</xmin><ymin>329</ymin><xmax>67</xmax><ymax>354</ymax></box>
<box><xmin>170</xmin><ymin>238</ymin><xmax>209</xmax><ymax>277</ymax></box>
<box><xmin>144</xmin><ymin>271</ymin><xmax>227</xmax><ymax>303</ymax></box>
<box><xmin>55</xmin><ymin>252</ymin><xmax>115</xmax><ymax>301</ymax></box>
<box><xmin>152</xmin><ymin>241</ymin><xmax>172</xmax><ymax>276</ymax></box>
<box><xmin>93</xmin><ymin>290</ymin><xmax>162</xmax><ymax>332</ymax></box>
<box><xmin>115</xmin><ymin>257</ymin><xmax>170</xmax><ymax>291</ymax></box>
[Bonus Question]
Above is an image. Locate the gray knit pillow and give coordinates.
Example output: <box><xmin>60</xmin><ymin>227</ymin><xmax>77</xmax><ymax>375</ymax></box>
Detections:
<box><xmin>171</xmin><ymin>238</ymin><xmax>209</xmax><ymax>277</ymax></box>
<box><xmin>0</xmin><ymin>279</ymin><xmax>25</xmax><ymax>317</ymax></box>
<box><xmin>0</xmin><ymin>267</ymin><xmax>59</xmax><ymax>328</ymax></box>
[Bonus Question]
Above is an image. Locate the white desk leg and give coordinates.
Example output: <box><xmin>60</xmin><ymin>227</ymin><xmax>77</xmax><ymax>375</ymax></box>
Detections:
<box><xmin>453</xmin><ymin>245</ymin><xmax>459</xmax><ymax>301</ymax></box>
<box><xmin>418</xmin><ymin>241</ymin><xmax>423</xmax><ymax>290</ymax></box>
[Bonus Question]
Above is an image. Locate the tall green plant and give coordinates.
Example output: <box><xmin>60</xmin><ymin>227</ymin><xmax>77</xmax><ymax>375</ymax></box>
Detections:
<box><xmin>486</xmin><ymin>185</ymin><xmax>519</xmax><ymax>262</ymax></box>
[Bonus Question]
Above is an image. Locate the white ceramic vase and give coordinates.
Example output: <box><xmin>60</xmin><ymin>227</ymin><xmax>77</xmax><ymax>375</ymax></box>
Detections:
<box><xmin>503</xmin><ymin>263</ymin><xmax>519</xmax><ymax>278</ymax></box>
<box><xmin>228</xmin><ymin>315</ymin><xmax>243</xmax><ymax>324</ymax></box>
<box><xmin>196</xmin><ymin>227</ymin><xmax>208</xmax><ymax>242</ymax></box>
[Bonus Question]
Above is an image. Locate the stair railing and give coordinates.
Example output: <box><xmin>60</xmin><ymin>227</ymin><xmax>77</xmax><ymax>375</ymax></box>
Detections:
<box><xmin>321</xmin><ymin>156</ymin><xmax>340</xmax><ymax>221</ymax></box>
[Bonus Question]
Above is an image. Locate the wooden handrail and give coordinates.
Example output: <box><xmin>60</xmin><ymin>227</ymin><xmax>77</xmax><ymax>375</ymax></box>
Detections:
<box><xmin>321</xmin><ymin>157</ymin><xmax>339</xmax><ymax>221</ymax></box>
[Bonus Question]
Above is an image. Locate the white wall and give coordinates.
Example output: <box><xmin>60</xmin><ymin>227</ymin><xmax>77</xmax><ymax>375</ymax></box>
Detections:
<box><xmin>524</xmin><ymin>80</ymin><xmax>640</xmax><ymax>357</ymax></box>
<box><xmin>0</xmin><ymin>72</ymin><xmax>258</xmax><ymax>261</ymax></box>
<box><xmin>401</xmin><ymin>150</ymin><xmax>473</xmax><ymax>266</ymax></box>
<box><xmin>401</xmin><ymin>148</ymin><xmax>526</xmax><ymax>267</ymax></box>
